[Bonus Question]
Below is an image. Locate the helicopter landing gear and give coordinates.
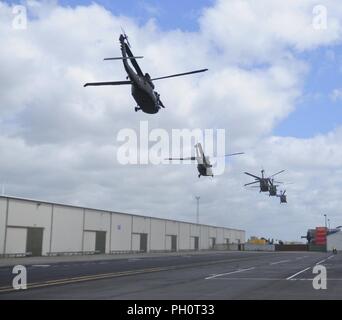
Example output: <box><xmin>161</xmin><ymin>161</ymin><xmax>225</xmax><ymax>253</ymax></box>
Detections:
<box><xmin>155</xmin><ymin>91</ymin><xmax>165</xmax><ymax>108</ymax></box>
<box><xmin>135</xmin><ymin>107</ymin><xmax>141</xmax><ymax>112</ymax></box>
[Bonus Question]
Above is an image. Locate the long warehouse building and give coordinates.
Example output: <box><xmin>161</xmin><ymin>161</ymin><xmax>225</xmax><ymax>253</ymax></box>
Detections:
<box><xmin>0</xmin><ymin>196</ymin><xmax>245</xmax><ymax>257</ymax></box>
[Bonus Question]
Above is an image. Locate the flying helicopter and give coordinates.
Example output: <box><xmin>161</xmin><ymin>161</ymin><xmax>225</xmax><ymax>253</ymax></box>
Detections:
<box><xmin>277</xmin><ymin>190</ymin><xmax>287</xmax><ymax>204</ymax></box>
<box><xmin>84</xmin><ymin>32</ymin><xmax>208</xmax><ymax>114</ymax></box>
<box><xmin>268</xmin><ymin>178</ymin><xmax>283</xmax><ymax>196</ymax></box>
<box><xmin>244</xmin><ymin>169</ymin><xmax>285</xmax><ymax>193</ymax></box>
<box><xmin>166</xmin><ymin>143</ymin><xmax>244</xmax><ymax>178</ymax></box>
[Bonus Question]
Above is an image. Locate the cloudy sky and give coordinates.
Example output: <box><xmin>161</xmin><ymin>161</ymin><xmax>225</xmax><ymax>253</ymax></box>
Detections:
<box><xmin>1</xmin><ymin>0</ymin><xmax>342</xmax><ymax>241</ymax></box>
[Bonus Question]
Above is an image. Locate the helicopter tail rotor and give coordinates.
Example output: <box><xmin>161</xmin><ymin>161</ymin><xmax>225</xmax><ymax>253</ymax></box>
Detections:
<box><xmin>120</xmin><ymin>27</ymin><xmax>131</xmax><ymax>48</ymax></box>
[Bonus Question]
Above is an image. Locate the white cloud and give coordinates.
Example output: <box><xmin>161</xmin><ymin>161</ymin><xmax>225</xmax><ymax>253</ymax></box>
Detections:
<box><xmin>1</xmin><ymin>1</ymin><xmax>342</xmax><ymax>241</ymax></box>
<box><xmin>199</xmin><ymin>0</ymin><xmax>342</xmax><ymax>65</ymax></box>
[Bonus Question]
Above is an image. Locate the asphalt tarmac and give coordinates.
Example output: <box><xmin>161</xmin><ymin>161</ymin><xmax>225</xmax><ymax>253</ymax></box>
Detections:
<box><xmin>0</xmin><ymin>251</ymin><xmax>340</xmax><ymax>299</ymax></box>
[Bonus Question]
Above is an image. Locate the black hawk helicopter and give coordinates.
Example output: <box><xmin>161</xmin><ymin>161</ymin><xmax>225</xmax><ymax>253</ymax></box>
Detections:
<box><xmin>277</xmin><ymin>190</ymin><xmax>287</xmax><ymax>204</ymax></box>
<box><xmin>244</xmin><ymin>169</ymin><xmax>285</xmax><ymax>193</ymax></box>
<box><xmin>84</xmin><ymin>32</ymin><xmax>208</xmax><ymax>114</ymax></box>
<box><xmin>268</xmin><ymin>178</ymin><xmax>283</xmax><ymax>196</ymax></box>
<box><xmin>166</xmin><ymin>143</ymin><xmax>244</xmax><ymax>178</ymax></box>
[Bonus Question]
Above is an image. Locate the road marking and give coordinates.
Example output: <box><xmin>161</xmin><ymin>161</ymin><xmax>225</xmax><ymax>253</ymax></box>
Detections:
<box><xmin>208</xmin><ymin>278</ymin><xmax>342</xmax><ymax>281</ymax></box>
<box><xmin>316</xmin><ymin>259</ymin><xmax>327</xmax><ymax>265</ymax></box>
<box><xmin>0</xmin><ymin>267</ymin><xmax>169</xmax><ymax>293</ymax></box>
<box><xmin>286</xmin><ymin>267</ymin><xmax>311</xmax><ymax>280</ymax></box>
<box><xmin>270</xmin><ymin>260</ymin><xmax>290</xmax><ymax>265</ymax></box>
<box><xmin>205</xmin><ymin>267</ymin><xmax>255</xmax><ymax>280</ymax></box>
<box><xmin>316</xmin><ymin>255</ymin><xmax>334</xmax><ymax>265</ymax></box>
<box><xmin>0</xmin><ymin>256</ymin><xmax>261</xmax><ymax>294</ymax></box>
<box><xmin>31</xmin><ymin>265</ymin><xmax>50</xmax><ymax>268</ymax></box>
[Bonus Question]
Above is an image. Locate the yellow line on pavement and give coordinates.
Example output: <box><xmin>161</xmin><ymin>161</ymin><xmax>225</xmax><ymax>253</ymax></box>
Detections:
<box><xmin>0</xmin><ymin>256</ymin><xmax>262</xmax><ymax>294</ymax></box>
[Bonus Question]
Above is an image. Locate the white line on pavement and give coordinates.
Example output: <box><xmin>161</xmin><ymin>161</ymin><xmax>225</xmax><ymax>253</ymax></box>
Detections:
<box><xmin>270</xmin><ymin>260</ymin><xmax>291</xmax><ymax>265</ymax></box>
<box><xmin>31</xmin><ymin>265</ymin><xmax>50</xmax><ymax>268</ymax></box>
<box><xmin>316</xmin><ymin>255</ymin><xmax>334</xmax><ymax>265</ymax></box>
<box><xmin>209</xmin><ymin>277</ymin><xmax>342</xmax><ymax>281</ymax></box>
<box><xmin>205</xmin><ymin>267</ymin><xmax>255</xmax><ymax>280</ymax></box>
<box><xmin>286</xmin><ymin>267</ymin><xmax>311</xmax><ymax>280</ymax></box>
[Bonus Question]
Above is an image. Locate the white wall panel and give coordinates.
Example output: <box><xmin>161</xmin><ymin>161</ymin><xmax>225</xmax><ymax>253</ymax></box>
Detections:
<box><xmin>84</xmin><ymin>210</ymin><xmax>110</xmax><ymax>231</ymax></box>
<box><xmin>111</xmin><ymin>213</ymin><xmax>132</xmax><ymax>251</ymax></box>
<box><xmin>179</xmin><ymin>223</ymin><xmax>190</xmax><ymax>250</ymax></box>
<box><xmin>223</xmin><ymin>229</ymin><xmax>233</xmax><ymax>243</ymax></box>
<box><xmin>190</xmin><ymin>236</ymin><xmax>195</xmax><ymax>250</ymax></box>
<box><xmin>190</xmin><ymin>224</ymin><xmax>200</xmax><ymax>237</ymax></box>
<box><xmin>83</xmin><ymin>231</ymin><xmax>96</xmax><ymax>252</ymax></box>
<box><xmin>200</xmin><ymin>226</ymin><xmax>209</xmax><ymax>249</ymax></box>
<box><xmin>7</xmin><ymin>199</ymin><xmax>52</xmax><ymax>255</ymax></box>
<box><xmin>132</xmin><ymin>216</ymin><xmax>150</xmax><ymax>234</ymax></box>
<box><xmin>108</xmin><ymin>213</ymin><xmax>132</xmax><ymax>251</ymax></box>
<box><xmin>166</xmin><ymin>220</ymin><xmax>178</xmax><ymax>235</ymax></box>
<box><xmin>209</xmin><ymin>227</ymin><xmax>217</xmax><ymax>238</ymax></box>
<box><xmin>150</xmin><ymin>219</ymin><xmax>165</xmax><ymax>251</ymax></box>
<box><xmin>5</xmin><ymin>227</ymin><xmax>27</xmax><ymax>254</ymax></box>
<box><xmin>84</xmin><ymin>209</ymin><xmax>111</xmax><ymax>253</ymax></box>
<box><xmin>132</xmin><ymin>233</ymin><xmax>140</xmax><ymax>251</ymax></box>
<box><xmin>0</xmin><ymin>198</ymin><xmax>7</xmax><ymax>254</ymax></box>
<box><xmin>217</xmin><ymin>228</ymin><xmax>224</xmax><ymax>244</ymax></box>
<box><xmin>165</xmin><ymin>235</ymin><xmax>171</xmax><ymax>251</ymax></box>
<box><xmin>51</xmin><ymin>205</ymin><xmax>83</xmax><ymax>252</ymax></box>
<box><xmin>327</xmin><ymin>232</ymin><xmax>342</xmax><ymax>251</ymax></box>
<box><xmin>239</xmin><ymin>230</ymin><xmax>246</xmax><ymax>243</ymax></box>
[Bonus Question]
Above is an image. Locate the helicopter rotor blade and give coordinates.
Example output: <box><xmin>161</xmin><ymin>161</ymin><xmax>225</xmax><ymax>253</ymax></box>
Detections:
<box><xmin>166</xmin><ymin>157</ymin><xmax>196</xmax><ymax>161</ymax></box>
<box><xmin>120</xmin><ymin>27</ymin><xmax>131</xmax><ymax>47</ymax></box>
<box><xmin>104</xmin><ymin>56</ymin><xmax>143</xmax><ymax>60</ymax></box>
<box><xmin>244</xmin><ymin>181</ymin><xmax>259</xmax><ymax>186</ymax></box>
<box><xmin>84</xmin><ymin>80</ymin><xmax>132</xmax><ymax>87</ymax></box>
<box><xmin>151</xmin><ymin>69</ymin><xmax>208</xmax><ymax>81</ymax></box>
<box><xmin>244</xmin><ymin>172</ymin><xmax>261</xmax><ymax>180</ymax></box>
<box><xmin>269</xmin><ymin>170</ymin><xmax>285</xmax><ymax>178</ymax></box>
<box><xmin>211</xmin><ymin>152</ymin><xmax>244</xmax><ymax>159</ymax></box>
<box><xmin>224</xmin><ymin>152</ymin><xmax>245</xmax><ymax>157</ymax></box>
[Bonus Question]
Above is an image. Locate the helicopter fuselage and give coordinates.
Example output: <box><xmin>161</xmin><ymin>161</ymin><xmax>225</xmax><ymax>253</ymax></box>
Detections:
<box><xmin>259</xmin><ymin>179</ymin><xmax>269</xmax><ymax>192</ymax></box>
<box><xmin>130</xmin><ymin>76</ymin><xmax>160</xmax><ymax>114</ymax></box>
<box><xmin>120</xmin><ymin>36</ymin><xmax>162</xmax><ymax>114</ymax></box>
<box><xmin>269</xmin><ymin>184</ymin><xmax>277</xmax><ymax>196</ymax></box>
<box><xmin>197</xmin><ymin>164</ymin><xmax>213</xmax><ymax>177</ymax></box>
<box><xmin>280</xmin><ymin>195</ymin><xmax>287</xmax><ymax>203</ymax></box>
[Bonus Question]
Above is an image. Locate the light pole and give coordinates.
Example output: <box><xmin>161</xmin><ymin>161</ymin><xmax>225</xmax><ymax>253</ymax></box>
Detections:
<box><xmin>195</xmin><ymin>196</ymin><xmax>200</xmax><ymax>224</ymax></box>
<box><xmin>328</xmin><ymin>219</ymin><xmax>331</xmax><ymax>229</ymax></box>
<box><xmin>324</xmin><ymin>214</ymin><xmax>327</xmax><ymax>229</ymax></box>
